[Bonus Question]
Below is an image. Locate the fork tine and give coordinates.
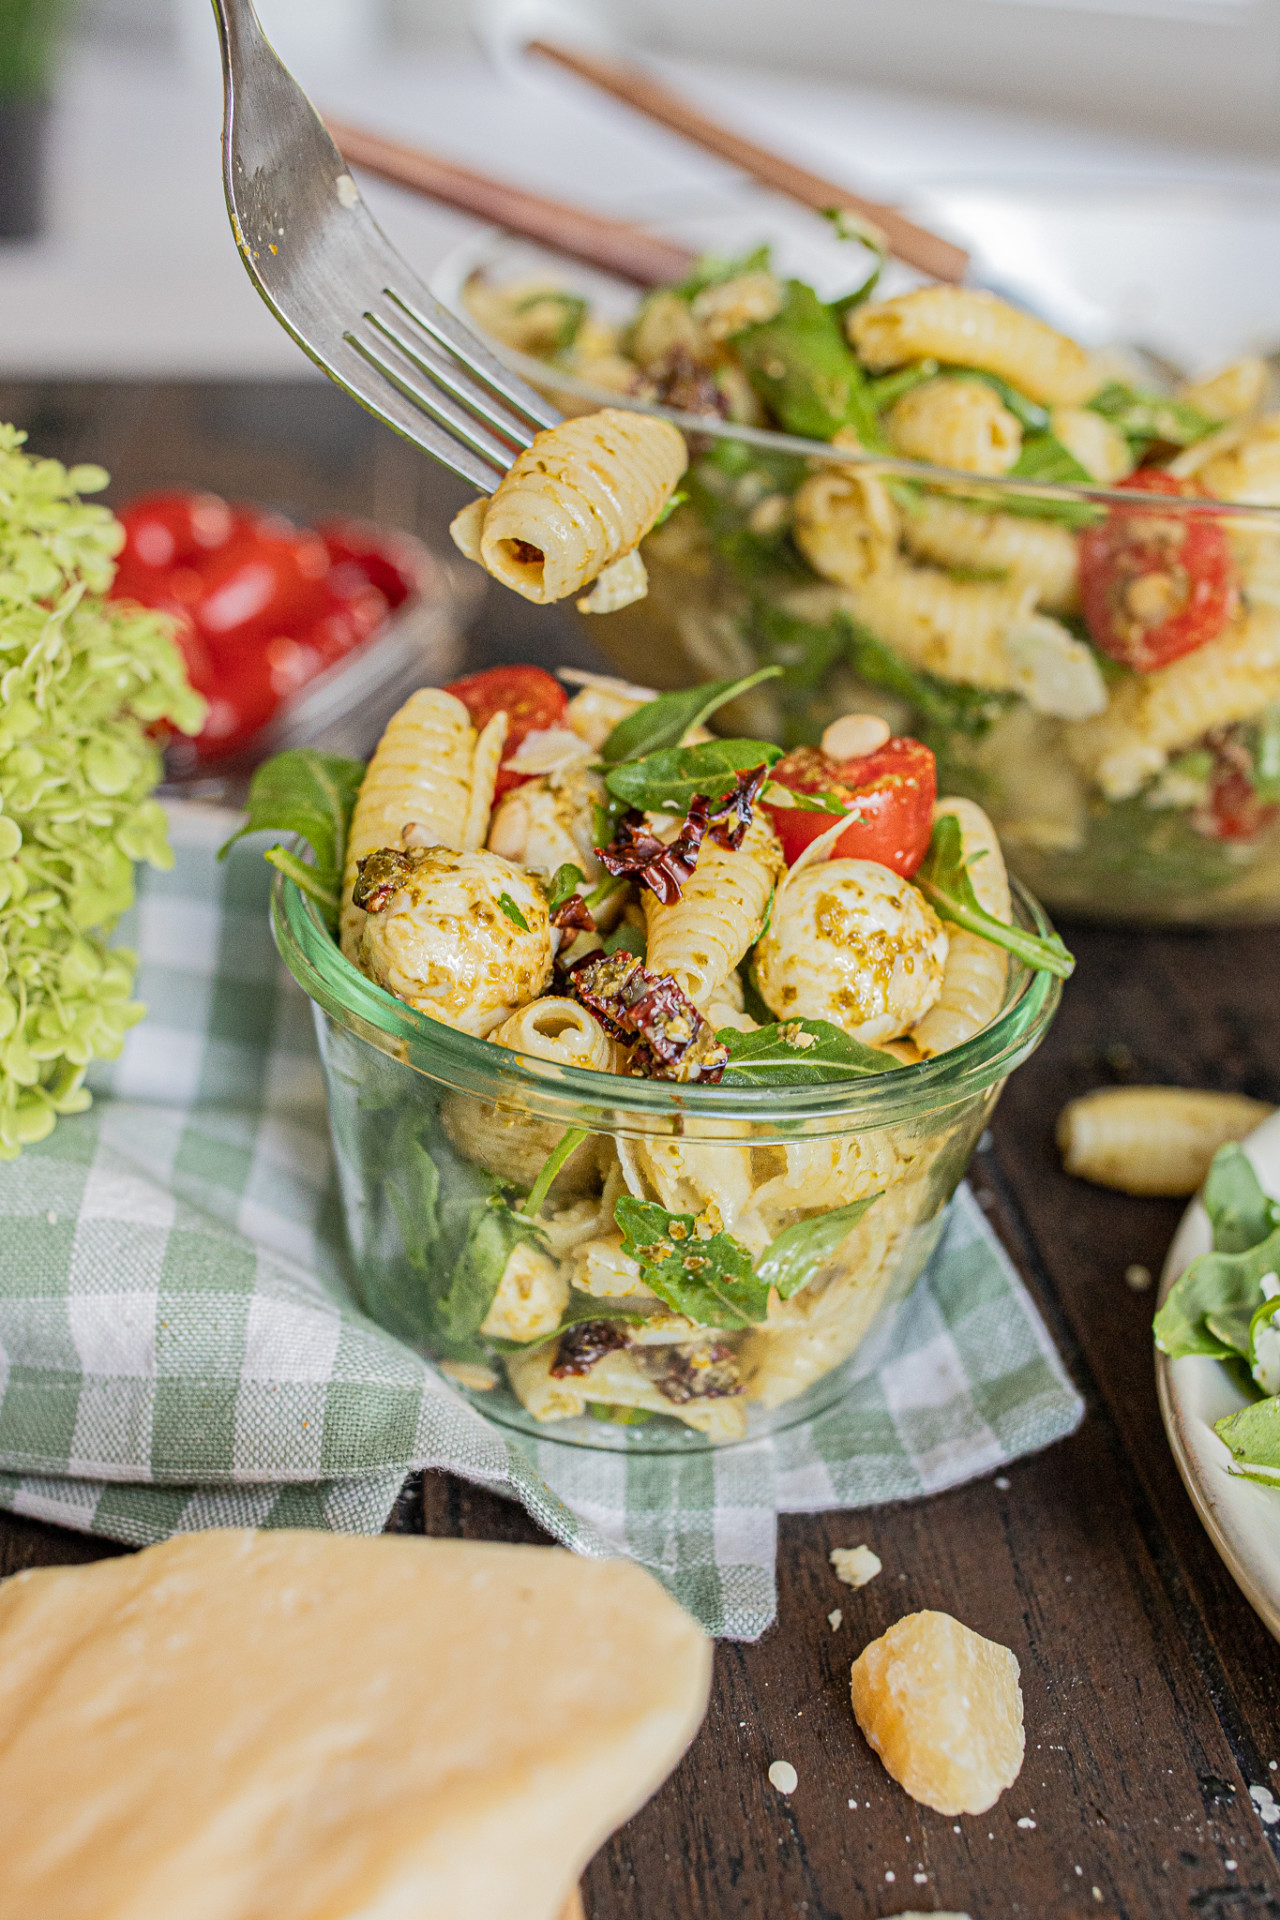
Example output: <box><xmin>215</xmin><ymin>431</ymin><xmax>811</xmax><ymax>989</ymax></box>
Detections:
<box><xmin>347</xmin><ymin>324</ymin><xmax>526</xmax><ymax>476</ymax></box>
<box><xmin>363</xmin><ymin>308</ymin><xmax>535</xmax><ymax>455</ymax></box>
<box><xmin>381</xmin><ymin>290</ymin><xmax>557</xmax><ymax>438</ymax></box>
<box><xmin>330</xmin><ymin>337</ymin><xmax>509</xmax><ymax>490</ymax></box>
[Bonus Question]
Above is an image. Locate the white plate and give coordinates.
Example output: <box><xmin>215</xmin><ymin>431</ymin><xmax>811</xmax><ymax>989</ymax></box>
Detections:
<box><xmin>1157</xmin><ymin>1107</ymin><xmax>1280</xmax><ymax>1642</ymax></box>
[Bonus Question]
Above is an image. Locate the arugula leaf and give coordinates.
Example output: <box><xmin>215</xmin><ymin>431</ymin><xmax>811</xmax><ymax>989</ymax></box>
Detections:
<box><xmin>1153</xmin><ymin>1220</ymin><xmax>1280</xmax><ymax>1359</ymax></box>
<box><xmin>1088</xmin><ymin>382</ymin><xmax>1216</xmax><ymax>449</ymax></box>
<box><xmin>945</xmin><ymin>368</ymin><xmax>1049</xmax><ymax>433</ymax></box>
<box><xmin>603</xmin><ymin>921</ymin><xmax>646</xmax><ymax>960</ymax></box>
<box><xmin>616</xmin><ymin>1195</ymin><xmax>768</xmax><ymax>1328</ymax></box>
<box><xmin>761</xmin><ymin>782</ymin><xmax>847</xmax><ymax>814</ymax></box>
<box><xmin>1250</xmin><ymin>704</ymin><xmax>1280</xmax><ymax>805</ymax></box>
<box><xmin>219</xmin><ymin>748</ymin><xmax>364</xmax><ymax>929</ymax></box>
<box><xmin>820</xmin><ymin>207</ymin><xmax>888</xmax><ymax>315</ymax></box>
<box><xmin>914</xmin><ymin>814</ymin><xmax>1075</xmax><ymax>978</ymax></box>
<box><xmin>717</xmin><ymin>1018</ymin><xmax>897</xmax><ymax>1084</ymax></box>
<box><xmin>383</xmin><ymin>1109</ymin><xmax>441</xmax><ymax>1271</ymax></box>
<box><xmin>515</xmin><ymin>289</ymin><xmax>586</xmax><ymax>354</ymax></box>
<box><xmin>756</xmin><ymin>1193</ymin><xmax>882</xmax><ymax>1300</ymax></box>
<box><xmin>1204</xmin><ymin>1143</ymin><xmax>1280</xmax><ymax>1255</ymax></box>
<box><xmin>1010</xmin><ymin>431</ymin><xmax>1092</xmax><ymax>486</ymax></box>
<box><xmin>652</xmin><ymin>488</ymin><xmax>688</xmax><ymax>530</ymax></box>
<box><xmin>546</xmin><ymin>863</ymin><xmax>586</xmax><ymax>915</ymax></box>
<box><xmin>521</xmin><ymin>1126</ymin><xmax>589</xmax><ymax>1220</ymax></box>
<box><xmin>1215</xmin><ymin>1395</ymin><xmax>1280</xmax><ymax>1484</ymax></box>
<box><xmin>733</xmin><ymin>280</ymin><xmax>887</xmax><ymax>447</ymax></box>
<box><xmin>600</xmin><ymin>666</ymin><xmax>782</xmax><ymax>766</ymax></box>
<box><xmin>604</xmin><ymin>738</ymin><xmax>782</xmax><ymax>813</ymax></box>
<box><xmin>438</xmin><ymin>1196</ymin><xmax>548</xmax><ymax>1348</ymax></box>
<box><xmin>588</xmin><ymin>1402</ymin><xmax>655</xmax><ymax>1425</ymax></box>
<box><xmin>673</xmin><ymin>243</ymin><xmax>773</xmax><ymax>302</ymax></box>
<box><xmin>497</xmin><ymin>891</ymin><xmax>530</xmax><ymax>932</ymax></box>
<box><xmin>867</xmin><ymin>360</ymin><xmax>941</xmax><ymax>414</ymax></box>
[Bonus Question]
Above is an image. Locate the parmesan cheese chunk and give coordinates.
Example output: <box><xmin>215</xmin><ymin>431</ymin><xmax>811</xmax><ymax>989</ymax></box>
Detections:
<box><xmin>850</xmin><ymin>1609</ymin><xmax>1025</xmax><ymax>1816</ymax></box>
<box><xmin>0</xmin><ymin>1530</ymin><xmax>711</xmax><ymax>1920</ymax></box>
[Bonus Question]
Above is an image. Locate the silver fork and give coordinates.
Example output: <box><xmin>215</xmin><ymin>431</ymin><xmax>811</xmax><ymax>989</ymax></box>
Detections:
<box><xmin>211</xmin><ymin>0</ymin><xmax>559</xmax><ymax>493</ymax></box>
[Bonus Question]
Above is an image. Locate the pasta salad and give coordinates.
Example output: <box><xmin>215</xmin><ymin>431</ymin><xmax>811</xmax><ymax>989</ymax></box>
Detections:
<box><xmin>244</xmin><ymin>661</ymin><xmax>1068</xmax><ymax>1442</ymax></box>
<box><xmin>459</xmin><ymin>256</ymin><xmax>1280</xmax><ymax>923</ymax></box>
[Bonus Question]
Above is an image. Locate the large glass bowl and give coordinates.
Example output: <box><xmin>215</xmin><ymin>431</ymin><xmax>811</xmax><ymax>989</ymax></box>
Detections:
<box><xmin>273</xmin><ymin>870</ymin><xmax>1061</xmax><ymax>1453</ymax></box>
<box><xmin>434</xmin><ymin>220</ymin><xmax>1280</xmax><ymax>926</ymax></box>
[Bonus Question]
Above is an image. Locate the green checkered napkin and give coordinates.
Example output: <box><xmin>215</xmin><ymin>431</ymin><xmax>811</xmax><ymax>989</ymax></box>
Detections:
<box><xmin>0</xmin><ymin>804</ymin><xmax>1083</xmax><ymax>1639</ymax></box>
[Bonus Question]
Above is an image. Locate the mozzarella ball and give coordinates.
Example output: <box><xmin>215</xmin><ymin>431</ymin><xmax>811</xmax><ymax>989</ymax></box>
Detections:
<box><xmin>754</xmin><ymin>860</ymin><xmax>948</xmax><ymax>1043</ymax></box>
<box><xmin>352</xmin><ymin>846</ymin><xmax>552</xmax><ymax>1035</ymax></box>
<box><xmin>487</xmin><ymin>764</ymin><xmax>604</xmax><ymax>884</ymax></box>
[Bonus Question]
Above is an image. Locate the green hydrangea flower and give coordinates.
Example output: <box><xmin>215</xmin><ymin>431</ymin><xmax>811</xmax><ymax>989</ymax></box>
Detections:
<box><xmin>0</xmin><ymin>424</ymin><xmax>206</xmax><ymax>1156</ymax></box>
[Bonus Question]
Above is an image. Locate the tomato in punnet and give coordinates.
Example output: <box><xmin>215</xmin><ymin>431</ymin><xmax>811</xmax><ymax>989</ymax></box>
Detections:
<box><xmin>317</xmin><ymin>517</ymin><xmax>416</xmax><ymax>608</ymax></box>
<box><xmin>1079</xmin><ymin>469</ymin><xmax>1237</xmax><ymax>673</ymax></box>
<box><xmin>117</xmin><ymin>491</ymin><xmax>234</xmax><ymax>576</ymax></box>
<box><xmin>765</xmin><ymin>737</ymin><xmax>937</xmax><ymax>877</ymax></box>
<box><xmin>445</xmin><ymin>664</ymin><xmax>569</xmax><ymax>799</ymax></box>
<box><xmin>193</xmin><ymin>524</ymin><xmax>331</xmax><ymax>656</ymax></box>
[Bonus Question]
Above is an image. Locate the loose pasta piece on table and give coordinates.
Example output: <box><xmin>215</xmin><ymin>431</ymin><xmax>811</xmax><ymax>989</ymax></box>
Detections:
<box><xmin>1057</xmin><ymin>1085</ymin><xmax>1274</xmax><ymax>1196</ymax></box>
<box><xmin>448</xmin><ymin>409</ymin><xmax>687</xmax><ymax>605</ymax></box>
<box><xmin>911</xmin><ymin>798</ymin><xmax>1010</xmax><ymax>1060</ymax></box>
<box><xmin>887</xmin><ymin>375</ymin><xmax>1022</xmax><ymax>476</ymax></box>
<box><xmin>1064</xmin><ymin>607</ymin><xmax>1280</xmax><ymax>800</ymax></box>
<box><xmin>644</xmin><ymin>811</ymin><xmax>785</xmax><ymax>1008</ymax></box>
<box><xmin>848</xmin><ymin>288</ymin><xmax>1098</xmax><ymax>408</ymax></box>
<box><xmin>900</xmin><ymin>498</ymin><xmax>1079</xmax><ymax>614</ymax></box>
<box><xmin>341</xmin><ymin>687</ymin><xmax>475</xmax><ymax>957</ymax></box>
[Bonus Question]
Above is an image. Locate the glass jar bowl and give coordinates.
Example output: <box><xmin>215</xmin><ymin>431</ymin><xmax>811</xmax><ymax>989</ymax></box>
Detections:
<box><xmin>435</xmin><ymin>222</ymin><xmax>1280</xmax><ymax>927</ymax></box>
<box><xmin>274</xmin><ymin>870</ymin><xmax>1061</xmax><ymax>1452</ymax></box>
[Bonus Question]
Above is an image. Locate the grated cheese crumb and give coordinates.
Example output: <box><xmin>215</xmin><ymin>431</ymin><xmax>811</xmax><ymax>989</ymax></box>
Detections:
<box><xmin>829</xmin><ymin>1608</ymin><xmax>844</xmax><ymax>1631</ymax></box>
<box><xmin>830</xmin><ymin>1545</ymin><xmax>882</xmax><ymax>1589</ymax></box>
<box><xmin>768</xmin><ymin>1760</ymin><xmax>798</xmax><ymax>1794</ymax></box>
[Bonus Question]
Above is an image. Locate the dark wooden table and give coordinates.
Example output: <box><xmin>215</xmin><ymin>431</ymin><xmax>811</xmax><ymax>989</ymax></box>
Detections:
<box><xmin>4</xmin><ymin>379</ymin><xmax>1280</xmax><ymax>1920</ymax></box>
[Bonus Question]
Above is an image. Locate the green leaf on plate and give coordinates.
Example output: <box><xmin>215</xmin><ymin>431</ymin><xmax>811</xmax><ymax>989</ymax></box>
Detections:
<box><xmin>600</xmin><ymin>665</ymin><xmax>783</xmax><ymax>766</ymax></box>
<box><xmin>755</xmin><ymin>1193</ymin><xmax>882</xmax><ymax>1301</ymax></box>
<box><xmin>603</xmin><ymin>738</ymin><xmax>782</xmax><ymax>814</ymax></box>
<box><xmin>1153</xmin><ymin>1220</ymin><xmax>1280</xmax><ymax>1360</ymax></box>
<box><xmin>615</xmin><ymin>1195</ymin><xmax>768</xmax><ymax>1329</ymax></box>
<box><xmin>716</xmin><ymin>1018</ymin><xmax>897</xmax><ymax>1085</ymax></box>
<box><xmin>915</xmin><ymin>814</ymin><xmax>1075</xmax><ymax>978</ymax></box>
<box><xmin>1204</xmin><ymin>1141</ymin><xmax>1280</xmax><ymax>1254</ymax></box>
<box><xmin>1215</xmin><ymin>1393</ymin><xmax>1280</xmax><ymax>1484</ymax></box>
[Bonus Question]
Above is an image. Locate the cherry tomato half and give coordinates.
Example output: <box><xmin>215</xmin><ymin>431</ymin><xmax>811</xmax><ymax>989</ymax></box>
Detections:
<box><xmin>1079</xmin><ymin>469</ymin><xmax>1237</xmax><ymax>673</ymax></box>
<box><xmin>445</xmin><ymin>664</ymin><xmax>569</xmax><ymax>800</ymax></box>
<box><xmin>764</xmin><ymin>737</ymin><xmax>937</xmax><ymax>878</ymax></box>
<box><xmin>193</xmin><ymin>525</ymin><xmax>330</xmax><ymax>656</ymax></box>
<box><xmin>117</xmin><ymin>490</ymin><xmax>234</xmax><ymax>575</ymax></box>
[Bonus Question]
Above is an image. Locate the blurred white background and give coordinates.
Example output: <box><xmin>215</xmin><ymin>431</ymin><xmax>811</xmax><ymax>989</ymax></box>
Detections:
<box><xmin>6</xmin><ymin>0</ymin><xmax>1280</xmax><ymax>376</ymax></box>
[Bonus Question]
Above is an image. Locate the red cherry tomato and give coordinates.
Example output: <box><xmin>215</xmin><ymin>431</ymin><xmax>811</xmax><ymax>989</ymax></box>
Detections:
<box><xmin>1079</xmin><ymin>470</ymin><xmax>1237</xmax><ymax>673</ymax></box>
<box><xmin>764</xmin><ymin>737</ymin><xmax>937</xmax><ymax>878</ymax></box>
<box><xmin>117</xmin><ymin>490</ymin><xmax>234</xmax><ymax>575</ymax></box>
<box><xmin>193</xmin><ymin>525</ymin><xmax>330</xmax><ymax>656</ymax></box>
<box><xmin>445</xmin><ymin>664</ymin><xmax>569</xmax><ymax>799</ymax></box>
<box><xmin>316</xmin><ymin>517</ymin><xmax>418</xmax><ymax>608</ymax></box>
<box><xmin>192</xmin><ymin>647</ymin><xmax>283</xmax><ymax>764</ymax></box>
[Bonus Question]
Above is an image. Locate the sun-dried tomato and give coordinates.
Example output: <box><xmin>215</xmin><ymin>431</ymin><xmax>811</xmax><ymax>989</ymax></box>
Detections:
<box><xmin>596</xmin><ymin>799</ymin><xmax>711</xmax><ymax>904</ymax></box>
<box><xmin>566</xmin><ymin>949</ymin><xmax>728</xmax><ymax>1083</ymax></box>
<box><xmin>549</xmin><ymin>893</ymin><xmax>596</xmax><ymax>934</ymax></box>
<box><xmin>645</xmin><ymin>1340</ymin><xmax>742</xmax><ymax>1403</ymax></box>
<box><xmin>707</xmin><ymin>764</ymin><xmax>768</xmax><ymax>852</ymax></box>
<box><xmin>550</xmin><ymin>1320</ymin><xmax>633</xmax><ymax>1377</ymax></box>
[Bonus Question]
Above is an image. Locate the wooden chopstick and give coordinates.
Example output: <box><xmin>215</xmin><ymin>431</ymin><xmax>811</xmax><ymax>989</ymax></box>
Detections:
<box><xmin>529</xmin><ymin>41</ymin><xmax>970</xmax><ymax>285</ymax></box>
<box><xmin>325</xmin><ymin>117</ymin><xmax>698</xmax><ymax>289</ymax></box>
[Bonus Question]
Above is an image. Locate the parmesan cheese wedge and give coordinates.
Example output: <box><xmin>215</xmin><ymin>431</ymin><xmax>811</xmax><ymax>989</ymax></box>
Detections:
<box><xmin>0</xmin><ymin>1530</ymin><xmax>711</xmax><ymax>1920</ymax></box>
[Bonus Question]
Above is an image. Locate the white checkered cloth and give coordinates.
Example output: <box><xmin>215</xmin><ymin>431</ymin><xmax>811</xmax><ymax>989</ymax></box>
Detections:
<box><xmin>0</xmin><ymin>804</ymin><xmax>1083</xmax><ymax>1638</ymax></box>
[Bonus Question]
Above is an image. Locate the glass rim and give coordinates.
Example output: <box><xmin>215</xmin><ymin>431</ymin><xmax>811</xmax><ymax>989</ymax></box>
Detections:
<box><xmin>272</xmin><ymin>866</ymin><xmax>1062</xmax><ymax>1139</ymax></box>
<box><xmin>437</xmin><ymin>232</ymin><xmax>1280</xmax><ymax>526</ymax></box>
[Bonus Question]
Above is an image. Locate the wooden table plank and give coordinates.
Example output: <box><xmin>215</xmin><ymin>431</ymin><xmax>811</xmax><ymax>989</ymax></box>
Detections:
<box><xmin>2</xmin><ymin>380</ymin><xmax>1280</xmax><ymax>1918</ymax></box>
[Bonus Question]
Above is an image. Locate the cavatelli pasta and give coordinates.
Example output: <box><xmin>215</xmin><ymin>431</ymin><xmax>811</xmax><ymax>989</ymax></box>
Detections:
<box><xmin>1064</xmin><ymin>606</ymin><xmax>1280</xmax><ymax>799</ymax></box>
<box><xmin>1057</xmin><ymin>1086</ymin><xmax>1274</xmax><ymax>1196</ymax></box>
<box><xmin>1178</xmin><ymin>356</ymin><xmax>1269</xmax><ymax>424</ymax></box>
<box><xmin>449</xmin><ymin>409</ymin><xmax>687</xmax><ymax>604</ymax></box>
<box><xmin>1194</xmin><ymin>414</ymin><xmax>1280</xmax><ymax>505</ymax></box>
<box><xmin>886</xmin><ymin>375</ymin><xmax>1022</xmax><ymax>476</ymax></box>
<box><xmin>341</xmin><ymin>687</ymin><xmax>475</xmax><ymax>958</ymax></box>
<box><xmin>1048</xmin><ymin>406</ymin><xmax>1133</xmax><ymax>483</ymax></box>
<box><xmin>898</xmin><ymin>498</ymin><xmax>1079</xmax><ymax>615</ymax></box>
<box><xmin>848</xmin><ymin>287</ymin><xmax>1098</xmax><ymax>407</ymax></box>
<box><xmin>835</xmin><ymin>557</ymin><xmax>1037</xmax><ymax>691</ymax></box>
<box><xmin>792</xmin><ymin>467</ymin><xmax>899</xmax><ymax>589</ymax></box>
<box><xmin>911</xmin><ymin>797</ymin><xmax>1010</xmax><ymax>1060</ymax></box>
<box><xmin>491</xmin><ymin>996</ymin><xmax>621</xmax><ymax>1074</ymax></box>
<box><xmin>643</xmin><ymin>810</ymin><xmax>785</xmax><ymax>1008</ymax></box>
